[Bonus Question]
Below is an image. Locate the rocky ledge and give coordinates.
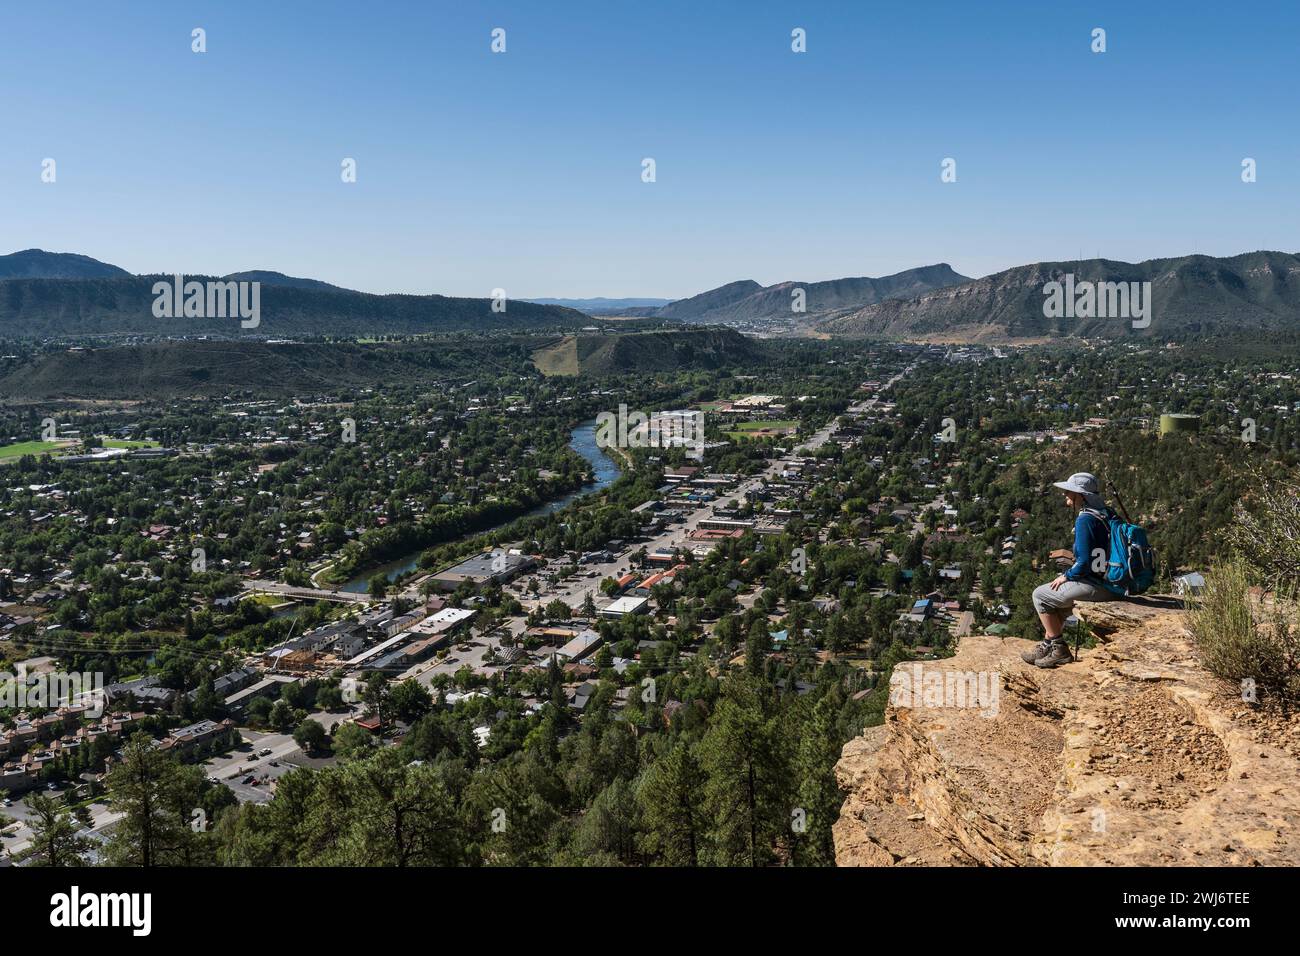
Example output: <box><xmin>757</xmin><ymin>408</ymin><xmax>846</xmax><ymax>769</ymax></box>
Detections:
<box><xmin>833</xmin><ymin>596</ymin><xmax>1299</xmax><ymax>866</ymax></box>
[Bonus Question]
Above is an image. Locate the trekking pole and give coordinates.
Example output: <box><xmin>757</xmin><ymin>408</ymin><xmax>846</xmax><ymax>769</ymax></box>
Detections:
<box><xmin>1106</xmin><ymin>480</ymin><xmax>1132</xmax><ymax>524</ymax></box>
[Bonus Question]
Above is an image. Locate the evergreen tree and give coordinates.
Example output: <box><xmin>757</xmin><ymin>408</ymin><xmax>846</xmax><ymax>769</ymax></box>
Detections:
<box><xmin>638</xmin><ymin>742</ymin><xmax>706</xmax><ymax>866</ymax></box>
<box><xmin>698</xmin><ymin>677</ymin><xmax>791</xmax><ymax>866</ymax></box>
<box><xmin>24</xmin><ymin>793</ymin><xmax>92</xmax><ymax>867</ymax></box>
<box><xmin>791</xmin><ymin>694</ymin><xmax>843</xmax><ymax>866</ymax></box>
<box><xmin>104</xmin><ymin>733</ymin><xmax>202</xmax><ymax>867</ymax></box>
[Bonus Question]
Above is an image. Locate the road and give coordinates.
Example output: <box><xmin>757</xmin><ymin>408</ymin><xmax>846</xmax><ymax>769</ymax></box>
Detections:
<box><xmin>516</xmin><ymin>469</ymin><xmax>769</xmax><ymax>617</ymax></box>
<box><xmin>512</xmin><ymin>365</ymin><xmax>916</xmax><ymax>621</ymax></box>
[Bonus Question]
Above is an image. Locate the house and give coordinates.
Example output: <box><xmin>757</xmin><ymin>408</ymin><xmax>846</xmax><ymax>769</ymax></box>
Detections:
<box><xmin>188</xmin><ymin>666</ymin><xmax>259</xmax><ymax>702</ymax></box>
<box><xmin>566</xmin><ymin>681</ymin><xmax>600</xmax><ymax>711</ymax></box>
<box><xmin>157</xmin><ymin>718</ymin><xmax>236</xmax><ymax>754</ymax></box>
<box><xmin>330</xmin><ymin>627</ymin><xmax>370</xmax><ymax>659</ymax></box>
<box><xmin>104</xmin><ymin>676</ymin><xmax>176</xmax><ymax>709</ymax></box>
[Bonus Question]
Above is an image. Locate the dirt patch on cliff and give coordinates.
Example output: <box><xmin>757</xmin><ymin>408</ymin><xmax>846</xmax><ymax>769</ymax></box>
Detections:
<box><xmin>1091</xmin><ymin>686</ymin><xmax>1229</xmax><ymax>809</ymax></box>
<box><xmin>1217</xmin><ymin>695</ymin><xmax>1300</xmax><ymax>760</ymax></box>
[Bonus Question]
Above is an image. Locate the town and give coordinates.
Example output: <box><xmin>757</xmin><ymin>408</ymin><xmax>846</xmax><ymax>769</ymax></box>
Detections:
<box><xmin>2</xmin><ymin>336</ymin><xmax>1294</xmax><ymax>866</ymax></box>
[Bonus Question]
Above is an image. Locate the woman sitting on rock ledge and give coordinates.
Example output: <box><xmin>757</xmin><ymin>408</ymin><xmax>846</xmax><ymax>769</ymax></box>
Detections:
<box><xmin>1023</xmin><ymin>472</ymin><xmax>1121</xmax><ymax>669</ymax></box>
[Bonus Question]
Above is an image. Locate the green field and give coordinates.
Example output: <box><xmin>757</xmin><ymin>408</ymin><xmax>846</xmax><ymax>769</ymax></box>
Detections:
<box><xmin>0</xmin><ymin>440</ymin><xmax>71</xmax><ymax>459</ymax></box>
<box><xmin>0</xmin><ymin>437</ymin><xmax>158</xmax><ymax>461</ymax></box>
<box><xmin>728</xmin><ymin>419</ymin><xmax>798</xmax><ymax>431</ymax></box>
<box><xmin>724</xmin><ymin>420</ymin><xmax>799</xmax><ymax>441</ymax></box>
<box><xmin>101</xmin><ymin>438</ymin><xmax>161</xmax><ymax>449</ymax></box>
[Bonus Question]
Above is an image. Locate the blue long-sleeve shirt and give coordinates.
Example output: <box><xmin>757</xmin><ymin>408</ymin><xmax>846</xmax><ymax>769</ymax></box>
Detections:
<box><xmin>1065</xmin><ymin>509</ymin><xmax>1112</xmax><ymax>583</ymax></box>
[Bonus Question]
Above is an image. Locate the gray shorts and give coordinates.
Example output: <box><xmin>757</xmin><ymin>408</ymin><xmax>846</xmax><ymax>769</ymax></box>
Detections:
<box><xmin>1032</xmin><ymin>579</ymin><xmax>1119</xmax><ymax>614</ymax></box>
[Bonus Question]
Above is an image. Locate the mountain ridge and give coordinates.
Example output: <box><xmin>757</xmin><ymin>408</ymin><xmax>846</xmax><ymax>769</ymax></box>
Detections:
<box><xmin>633</xmin><ymin>266</ymin><xmax>971</xmax><ymax>323</ymax></box>
<box><xmin>0</xmin><ymin>249</ymin><xmax>131</xmax><ymax>280</ymax></box>
<box><xmin>0</xmin><ymin>274</ymin><xmax>593</xmax><ymax>338</ymax></box>
<box><xmin>816</xmin><ymin>250</ymin><xmax>1300</xmax><ymax>341</ymax></box>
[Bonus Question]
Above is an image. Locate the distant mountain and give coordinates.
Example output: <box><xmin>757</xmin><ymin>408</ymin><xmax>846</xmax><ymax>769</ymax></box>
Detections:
<box><xmin>0</xmin><ymin>249</ymin><xmax>129</xmax><ymax>280</ymax></box>
<box><xmin>0</xmin><ymin>273</ymin><xmax>592</xmax><ymax>338</ymax></box>
<box><xmin>222</xmin><ymin>270</ymin><xmax>353</xmax><ymax>293</ymax></box>
<box><xmin>815</xmin><ymin>251</ymin><xmax>1300</xmax><ymax>342</ymax></box>
<box><xmin>644</xmin><ymin>266</ymin><xmax>970</xmax><ymax>324</ymax></box>
<box><xmin>523</xmin><ymin>297</ymin><xmax>672</xmax><ymax>313</ymax></box>
<box><xmin>532</xmin><ymin>327</ymin><xmax>767</xmax><ymax>376</ymax></box>
<box><xmin>654</xmin><ymin>280</ymin><xmax>766</xmax><ymax>321</ymax></box>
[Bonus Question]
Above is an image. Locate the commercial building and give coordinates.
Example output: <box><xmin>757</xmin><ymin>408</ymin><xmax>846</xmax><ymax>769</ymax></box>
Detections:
<box><xmin>599</xmin><ymin>595</ymin><xmax>650</xmax><ymax>619</ymax></box>
<box><xmin>428</xmin><ymin>551</ymin><xmax>537</xmax><ymax>591</ymax></box>
<box><xmin>555</xmin><ymin>628</ymin><xmax>603</xmax><ymax>662</ymax></box>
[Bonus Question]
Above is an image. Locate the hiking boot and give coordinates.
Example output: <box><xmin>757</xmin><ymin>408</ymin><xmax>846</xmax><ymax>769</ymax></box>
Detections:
<box><xmin>1020</xmin><ymin>639</ymin><xmax>1054</xmax><ymax>664</ymax></box>
<box><xmin>1034</xmin><ymin>640</ymin><xmax>1074</xmax><ymax>669</ymax></box>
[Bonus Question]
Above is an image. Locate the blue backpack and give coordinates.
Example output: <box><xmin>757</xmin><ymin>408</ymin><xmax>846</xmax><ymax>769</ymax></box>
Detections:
<box><xmin>1082</xmin><ymin>507</ymin><xmax>1157</xmax><ymax>596</ymax></box>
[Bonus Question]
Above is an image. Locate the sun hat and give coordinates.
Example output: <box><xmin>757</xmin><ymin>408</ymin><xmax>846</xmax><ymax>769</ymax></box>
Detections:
<box><xmin>1052</xmin><ymin>471</ymin><xmax>1105</xmax><ymax>507</ymax></box>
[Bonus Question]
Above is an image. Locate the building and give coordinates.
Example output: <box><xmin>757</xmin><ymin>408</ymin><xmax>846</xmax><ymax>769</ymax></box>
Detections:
<box><xmin>157</xmin><ymin>718</ymin><xmax>236</xmax><ymax>754</ymax></box>
<box><xmin>407</xmin><ymin>607</ymin><xmax>476</xmax><ymax>642</ymax></box>
<box><xmin>104</xmin><ymin>675</ymin><xmax>176</xmax><ymax>709</ymax></box>
<box><xmin>187</xmin><ymin>666</ymin><xmax>259</xmax><ymax>702</ymax></box>
<box><xmin>428</xmin><ymin>551</ymin><xmax>537</xmax><ymax>591</ymax></box>
<box><xmin>555</xmin><ymin>628</ymin><xmax>603</xmax><ymax>662</ymax></box>
<box><xmin>224</xmin><ymin>675</ymin><xmax>298</xmax><ymax>718</ymax></box>
<box><xmin>599</xmin><ymin>595</ymin><xmax>650</xmax><ymax>619</ymax></box>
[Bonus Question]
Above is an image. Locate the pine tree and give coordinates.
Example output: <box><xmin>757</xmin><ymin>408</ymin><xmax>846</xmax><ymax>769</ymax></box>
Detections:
<box><xmin>745</xmin><ymin>619</ymin><xmax>771</xmax><ymax>677</ymax></box>
<box><xmin>698</xmin><ymin>677</ymin><xmax>791</xmax><ymax>866</ymax></box>
<box><xmin>638</xmin><ymin>742</ymin><xmax>706</xmax><ymax>866</ymax></box>
<box><xmin>104</xmin><ymin>733</ymin><xmax>199</xmax><ymax>866</ymax></box>
<box><xmin>24</xmin><ymin>793</ymin><xmax>92</xmax><ymax>867</ymax></box>
<box><xmin>791</xmin><ymin>694</ymin><xmax>843</xmax><ymax>866</ymax></box>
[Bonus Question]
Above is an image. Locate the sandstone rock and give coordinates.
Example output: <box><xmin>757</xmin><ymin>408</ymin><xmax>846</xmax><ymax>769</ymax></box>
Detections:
<box><xmin>834</xmin><ymin>595</ymin><xmax>1300</xmax><ymax>867</ymax></box>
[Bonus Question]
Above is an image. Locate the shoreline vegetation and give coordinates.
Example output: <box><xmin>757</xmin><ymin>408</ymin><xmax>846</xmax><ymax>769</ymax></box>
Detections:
<box><xmin>322</xmin><ymin>420</ymin><xmax>625</xmax><ymax>592</ymax></box>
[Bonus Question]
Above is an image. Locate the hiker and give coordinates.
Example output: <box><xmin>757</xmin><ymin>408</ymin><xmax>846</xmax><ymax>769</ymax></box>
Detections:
<box><xmin>1022</xmin><ymin>472</ymin><xmax>1120</xmax><ymax>668</ymax></box>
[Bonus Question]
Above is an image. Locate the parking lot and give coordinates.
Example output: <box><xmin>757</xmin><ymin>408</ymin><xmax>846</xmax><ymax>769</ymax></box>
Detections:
<box><xmin>199</xmin><ymin>730</ymin><xmax>302</xmax><ymax>804</ymax></box>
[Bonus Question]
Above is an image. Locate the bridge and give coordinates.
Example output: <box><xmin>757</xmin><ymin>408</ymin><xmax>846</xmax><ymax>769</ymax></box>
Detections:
<box><xmin>245</xmin><ymin>580</ymin><xmax>373</xmax><ymax>605</ymax></box>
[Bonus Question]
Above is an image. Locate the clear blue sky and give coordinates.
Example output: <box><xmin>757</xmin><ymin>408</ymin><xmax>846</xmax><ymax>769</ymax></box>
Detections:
<box><xmin>2</xmin><ymin>1</ymin><xmax>1296</xmax><ymax>298</ymax></box>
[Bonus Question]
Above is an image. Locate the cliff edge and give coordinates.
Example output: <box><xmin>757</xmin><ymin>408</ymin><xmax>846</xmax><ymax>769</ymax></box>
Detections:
<box><xmin>833</xmin><ymin>597</ymin><xmax>1299</xmax><ymax>866</ymax></box>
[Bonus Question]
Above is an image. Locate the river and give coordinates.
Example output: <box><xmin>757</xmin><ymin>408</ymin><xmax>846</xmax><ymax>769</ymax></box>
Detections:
<box><xmin>338</xmin><ymin>419</ymin><xmax>621</xmax><ymax>593</ymax></box>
